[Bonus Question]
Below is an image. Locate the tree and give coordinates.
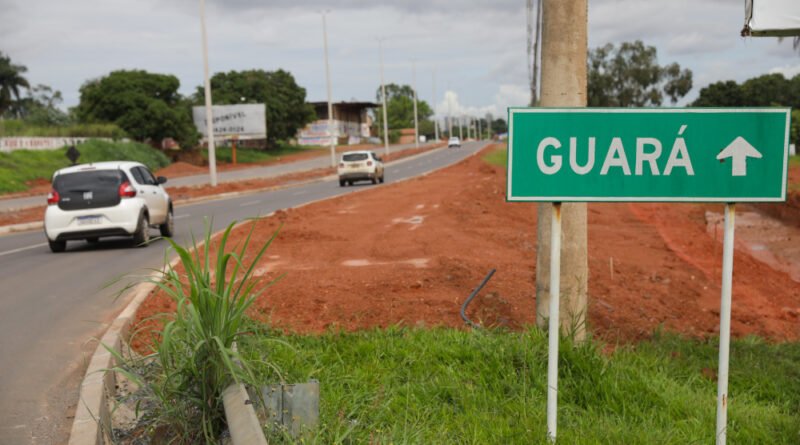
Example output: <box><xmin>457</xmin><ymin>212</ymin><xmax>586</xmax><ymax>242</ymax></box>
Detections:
<box><xmin>691</xmin><ymin>80</ymin><xmax>745</xmax><ymax>107</ymax></box>
<box><xmin>195</xmin><ymin>69</ymin><xmax>315</xmax><ymax>143</ymax></box>
<box><xmin>10</xmin><ymin>84</ymin><xmax>71</xmax><ymax>125</ymax></box>
<box><xmin>741</xmin><ymin>73</ymin><xmax>792</xmax><ymax>106</ymax></box>
<box><xmin>374</xmin><ymin>83</ymin><xmax>433</xmax><ymax>130</ymax></box>
<box><xmin>76</xmin><ymin>70</ymin><xmax>198</xmax><ymax>149</ymax></box>
<box><xmin>0</xmin><ymin>51</ymin><xmax>30</xmax><ymax>117</ymax></box>
<box><xmin>692</xmin><ymin>73</ymin><xmax>800</xmax><ymax>146</ymax></box>
<box><xmin>588</xmin><ymin>40</ymin><xmax>693</xmax><ymax>107</ymax></box>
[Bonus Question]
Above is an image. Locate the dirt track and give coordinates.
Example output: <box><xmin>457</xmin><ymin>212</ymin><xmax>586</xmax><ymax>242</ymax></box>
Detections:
<box><xmin>134</xmin><ymin>145</ymin><xmax>800</xmax><ymax>345</ymax></box>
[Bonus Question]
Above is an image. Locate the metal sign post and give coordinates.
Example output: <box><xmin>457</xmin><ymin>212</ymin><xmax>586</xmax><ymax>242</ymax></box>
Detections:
<box><xmin>716</xmin><ymin>203</ymin><xmax>736</xmax><ymax>445</ymax></box>
<box><xmin>546</xmin><ymin>202</ymin><xmax>562</xmax><ymax>443</ymax></box>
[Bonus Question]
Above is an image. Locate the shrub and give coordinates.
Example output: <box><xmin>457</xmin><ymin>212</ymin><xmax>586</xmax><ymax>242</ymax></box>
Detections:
<box><xmin>110</xmin><ymin>220</ymin><xmax>279</xmax><ymax>443</ymax></box>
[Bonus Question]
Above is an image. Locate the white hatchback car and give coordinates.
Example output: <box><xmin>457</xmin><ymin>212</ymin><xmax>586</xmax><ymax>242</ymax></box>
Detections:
<box><xmin>44</xmin><ymin>161</ymin><xmax>174</xmax><ymax>252</ymax></box>
<box><xmin>448</xmin><ymin>136</ymin><xmax>461</xmax><ymax>148</ymax></box>
<box><xmin>337</xmin><ymin>151</ymin><xmax>385</xmax><ymax>186</ymax></box>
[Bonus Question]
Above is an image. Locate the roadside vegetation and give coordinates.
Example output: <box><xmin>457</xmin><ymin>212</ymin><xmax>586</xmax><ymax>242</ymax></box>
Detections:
<box><xmin>482</xmin><ymin>146</ymin><xmax>508</xmax><ymax>168</ymax></box>
<box><xmin>113</xmin><ymin>221</ymin><xmax>278</xmax><ymax>443</ymax></box>
<box><xmin>202</xmin><ymin>142</ymin><xmax>323</xmax><ymax>164</ymax></box>
<box><xmin>0</xmin><ymin>119</ymin><xmax>126</xmax><ymax>138</ymax></box>
<box><xmin>239</xmin><ymin>326</ymin><xmax>800</xmax><ymax>444</ymax></box>
<box><xmin>0</xmin><ymin>139</ymin><xmax>169</xmax><ymax>193</ymax></box>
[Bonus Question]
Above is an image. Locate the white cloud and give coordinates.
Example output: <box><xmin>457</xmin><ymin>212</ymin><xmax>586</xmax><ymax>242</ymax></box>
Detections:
<box><xmin>2</xmin><ymin>0</ymin><xmax>799</xmax><ymax>114</ymax></box>
<box><xmin>769</xmin><ymin>64</ymin><xmax>800</xmax><ymax>78</ymax></box>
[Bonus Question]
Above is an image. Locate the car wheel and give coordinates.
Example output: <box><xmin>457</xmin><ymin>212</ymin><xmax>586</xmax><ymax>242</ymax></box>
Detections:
<box><xmin>371</xmin><ymin>176</ymin><xmax>378</xmax><ymax>185</ymax></box>
<box><xmin>86</xmin><ymin>237</ymin><xmax>99</xmax><ymax>244</ymax></box>
<box><xmin>132</xmin><ymin>213</ymin><xmax>150</xmax><ymax>247</ymax></box>
<box><xmin>348</xmin><ymin>180</ymin><xmax>353</xmax><ymax>186</ymax></box>
<box><xmin>379</xmin><ymin>173</ymin><xmax>385</xmax><ymax>184</ymax></box>
<box><xmin>48</xmin><ymin>239</ymin><xmax>66</xmax><ymax>253</ymax></box>
<box><xmin>160</xmin><ymin>208</ymin><xmax>174</xmax><ymax>238</ymax></box>
<box><xmin>339</xmin><ymin>179</ymin><xmax>345</xmax><ymax>187</ymax></box>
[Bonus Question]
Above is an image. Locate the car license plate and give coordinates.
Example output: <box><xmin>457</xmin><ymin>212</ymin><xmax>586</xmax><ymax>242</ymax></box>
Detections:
<box><xmin>77</xmin><ymin>215</ymin><xmax>102</xmax><ymax>226</ymax></box>
<box><xmin>349</xmin><ymin>163</ymin><xmax>362</xmax><ymax>168</ymax></box>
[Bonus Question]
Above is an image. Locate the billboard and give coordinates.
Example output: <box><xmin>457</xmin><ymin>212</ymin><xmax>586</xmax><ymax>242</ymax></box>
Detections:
<box><xmin>192</xmin><ymin>104</ymin><xmax>267</xmax><ymax>137</ymax></box>
<box><xmin>743</xmin><ymin>0</ymin><xmax>800</xmax><ymax>37</ymax></box>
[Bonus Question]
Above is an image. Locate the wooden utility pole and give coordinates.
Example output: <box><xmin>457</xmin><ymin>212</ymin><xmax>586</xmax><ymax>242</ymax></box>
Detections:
<box><xmin>535</xmin><ymin>0</ymin><xmax>588</xmax><ymax>342</ymax></box>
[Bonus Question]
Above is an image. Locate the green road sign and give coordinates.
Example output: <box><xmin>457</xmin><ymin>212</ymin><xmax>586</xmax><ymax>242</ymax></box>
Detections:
<box><xmin>507</xmin><ymin>108</ymin><xmax>791</xmax><ymax>202</ymax></box>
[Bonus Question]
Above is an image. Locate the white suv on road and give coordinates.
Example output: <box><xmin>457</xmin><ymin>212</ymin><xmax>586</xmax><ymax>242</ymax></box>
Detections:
<box><xmin>44</xmin><ymin>161</ymin><xmax>174</xmax><ymax>252</ymax></box>
<box><xmin>337</xmin><ymin>151</ymin><xmax>385</xmax><ymax>186</ymax></box>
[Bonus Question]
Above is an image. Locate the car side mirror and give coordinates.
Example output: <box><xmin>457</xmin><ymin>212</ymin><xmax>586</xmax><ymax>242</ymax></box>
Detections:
<box><xmin>157</xmin><ymin>176</ymin><xmax>168</xmax><ymax>185</ymax></box>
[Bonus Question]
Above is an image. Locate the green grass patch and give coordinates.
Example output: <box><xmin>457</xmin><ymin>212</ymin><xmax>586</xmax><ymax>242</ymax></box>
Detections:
<box><xmin>790</xmin><ymin>154</ymin><xmax>799</xmax><ymax>168</ymax></box>
<box><xmin>240</xmin><ymin>327</ymin><xmax>800</xmax><ymax>444</ymax></box>
<box><xmin>483</xmin><ymin>146</ymin><xmax>508</xmax><ymax>168</ymax></box>
<box><xmin>0</xmin><ymin>139</ymin><xmax>170</xmax><ymax>193</ymax></box>
<box><xmin>202</xmin><ymin>142</ymin><xmax>324</xmax><ymax>165</ymax></box>
<box><xmin>0</xmin><ymin>119</ymin><xmax>127</xmax><ymax>138</ymax></box>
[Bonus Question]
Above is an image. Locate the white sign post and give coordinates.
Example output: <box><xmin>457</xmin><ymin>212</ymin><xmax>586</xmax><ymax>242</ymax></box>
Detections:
<box><xmin>546</xmin><ymin>202</ymin><xmax>562</xmax><ymax>443</ymax></box>
<box><xmin>716</xmin><ymin>203</ymin><xmax>736</xmax><ymax>445</ymax></box>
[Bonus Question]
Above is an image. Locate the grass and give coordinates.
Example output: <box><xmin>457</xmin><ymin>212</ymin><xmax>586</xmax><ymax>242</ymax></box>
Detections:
<box><xmin>202</xmin><ymin>142</ymin><xmax>324</xmax><ymax>165</ymax></box>
<box><xmin>0</xmin><ymin>139</ymin><xmax>170</xmax><ymax>194</ymax></box>
<box><xmin>239</xmin><ymin>327</ymin><xmax>800</xmax><ymax>444</ymax></box>
<box><xmin>790</xmin><ymin>154</ymin><xmax>799</xmax><ymax>168</ymax></box>
<box><xmin>0</xmin><ymin>119</ymin><xmax>127</xmax><ymax>138</ymax></box>
<box><xmin>483</xmin><ymin>145</ymin><xmax>508</xmax><ymax>167</ymax></box>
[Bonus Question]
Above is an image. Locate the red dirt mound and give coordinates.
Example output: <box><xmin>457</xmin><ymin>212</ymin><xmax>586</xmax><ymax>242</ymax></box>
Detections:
<box><xmin>132</xmin><ymin>145</ymin><xmax>800</xmax><ymax>347</ymax></box>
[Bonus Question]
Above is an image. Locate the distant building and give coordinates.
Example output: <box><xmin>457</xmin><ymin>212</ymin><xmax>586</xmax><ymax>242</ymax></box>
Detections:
<box><xmin>298</xmin><ymin>101</ymin><xmax>379</xmax><ymax>146</ymax></box>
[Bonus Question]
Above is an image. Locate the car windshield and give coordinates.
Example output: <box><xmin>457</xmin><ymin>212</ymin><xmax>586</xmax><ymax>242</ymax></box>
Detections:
<box><xmin>343</xmin><ymin>153</ymin><xmax>369</xmax><ymax>162</ymax></box>
<box><xmin>53</xmin><ymin>170</ymin><xmax>125</xmax><ymax>192</ymax></box>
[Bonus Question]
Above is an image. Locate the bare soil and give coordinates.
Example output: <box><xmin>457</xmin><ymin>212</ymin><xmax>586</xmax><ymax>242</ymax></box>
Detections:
<box><xmin>131</xmin><ymin>145</ymin><xmax>800</xmax><ymax>348</ymax></box>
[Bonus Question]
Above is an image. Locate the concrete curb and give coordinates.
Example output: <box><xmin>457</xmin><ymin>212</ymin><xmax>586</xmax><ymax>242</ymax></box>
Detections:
<box><xmin>223</xmin><ymin>383</ymin><xmax>269</xmax><ymax>445</ymax></box>
<box><xmin>67</xmin><ymin>278</ymin><xmax>159</xmax><ymax>445</ymax></box>
<box><xmin>0</xmin><ymin>221</ymin><xmax>43</xmax><ymax>235</ymax></box>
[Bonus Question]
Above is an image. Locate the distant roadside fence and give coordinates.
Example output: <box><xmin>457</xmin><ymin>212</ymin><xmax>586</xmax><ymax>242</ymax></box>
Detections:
<box><xmin>0</xmin><ymin>137</ymin><xmax>123</xmax><ymax>153</ymax></box>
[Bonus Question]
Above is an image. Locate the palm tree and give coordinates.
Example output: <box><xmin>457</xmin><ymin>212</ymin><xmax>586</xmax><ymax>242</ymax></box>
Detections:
<box><xmin>0</xmin><ymin>51</ymin><xmax>30</xmax><ymax>117</ymax></box>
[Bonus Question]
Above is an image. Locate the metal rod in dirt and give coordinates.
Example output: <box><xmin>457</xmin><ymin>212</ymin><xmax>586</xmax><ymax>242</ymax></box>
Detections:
<box><xmin>715</xmin><ymin>203</ymin><xmax>735</xmax><ymax>445</ymax></box>
<box><xmin>546</xmin><ymin>202</ymin><xmax>562</xmax><ymax>442</ymax></box>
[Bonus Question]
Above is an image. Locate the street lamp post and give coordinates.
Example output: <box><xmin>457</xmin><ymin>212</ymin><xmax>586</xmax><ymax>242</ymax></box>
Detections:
<box><xmin>412</xmin><ymin>60</ymin><xmax>419</xmax><ymax>149</ymax></box>
<box><xmin>447</xmin><ymin>85</ymin><xmax>453</xmax><ymax>137</ymax></box>
<box><xmin>322</xmin><ymin>11</ymin><xmax>336</xmax><ymax>168</ymax></box>
<box><xmin>378</xmin><ymin>39</ymin><xmax>389</xmax><ymax>157</ymax></box>
<box><xmin>432</xmin><ymin>70</ymin><xmax>439</xmax><ymax>141</ymax></box>
<box><xmin>199</xmin><ymin>0</ymin><xmax>217</xmax><ymax>186</ymax></box>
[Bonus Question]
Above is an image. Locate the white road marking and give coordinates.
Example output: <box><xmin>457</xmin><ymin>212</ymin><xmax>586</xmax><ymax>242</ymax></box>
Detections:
<box><xmin>239</xmin><ymin>200</ymin><xmax>261</xmax><ymax>207</ymax></box>
<box><xmin>0</xmin><ymin>242</ymin><xmax>48</xmax><ymax>257</ymax></box>
<box><xmin>174</xmin><ymin>214</ymin><xmax>191</xmax><ymax>220</ymax></box>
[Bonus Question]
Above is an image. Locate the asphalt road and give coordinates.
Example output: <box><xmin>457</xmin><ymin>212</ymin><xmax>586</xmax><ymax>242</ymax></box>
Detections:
<box><xmin>0</xmin><ymin>141</ymin><xmax>437</xmax><ymax>213</ymax></box>
<box><xmin>0</xmin><ymin>140</ymin><xmax>489</xmax><ymax>444</ymax></box>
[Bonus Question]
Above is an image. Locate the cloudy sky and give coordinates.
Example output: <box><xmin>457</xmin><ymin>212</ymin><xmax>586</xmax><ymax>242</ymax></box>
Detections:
<box><xmin>2</xmin><ymin>0</ymin><xmax>798</xmax><ymax>120</ymax></box>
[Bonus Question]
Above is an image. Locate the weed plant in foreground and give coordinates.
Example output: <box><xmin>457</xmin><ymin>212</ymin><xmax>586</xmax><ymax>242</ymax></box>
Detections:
<box><xmin>240</xmin><ymin>326</ymin><xmax>800</xmax><ymax>444</ymax></box>
<box><xmin>109</xmin><ymin>220</ymin><xmax>279</xmax><ymax>444</ymax></box>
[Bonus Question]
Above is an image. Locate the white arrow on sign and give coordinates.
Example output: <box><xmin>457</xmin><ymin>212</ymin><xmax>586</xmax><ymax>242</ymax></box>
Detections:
<box><xmin>716</xmin><ymin>136</ymin><xmax>762</xmax><ymax>176</ymax></box>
